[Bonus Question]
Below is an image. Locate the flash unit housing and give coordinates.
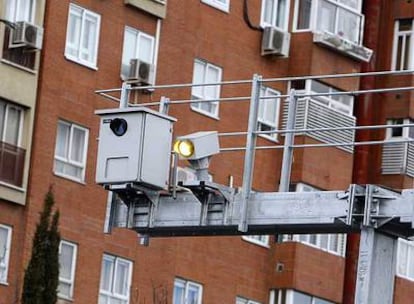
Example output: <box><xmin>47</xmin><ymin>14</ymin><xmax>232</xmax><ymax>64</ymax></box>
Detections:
<box><xmin>174</xmin><ymin>131</ymin><xmax>219</xmax><ymax>160</ymax></box>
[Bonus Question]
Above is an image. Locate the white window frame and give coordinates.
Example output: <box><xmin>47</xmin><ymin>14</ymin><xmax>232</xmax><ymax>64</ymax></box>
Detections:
<box><xmin>258</xmin><ymin>87</ymin><xmax>281</xmax><ymax>141</ymax></box>
<box><xmin>396</xmin><ymin>238</ymin><xmax>414</xmax><ymax>281</ymax></box>
<box><xmin>5</xmin><ymin>0</ymin><xmax>35</xmax><ymax>23</ymax></box>
<box><xmin>291</xmin><ymin>233</ymin><xmax>346</xmax><ymax>256</ymax></box>
<box><xmin>385</xmin><ymin>118</ymin><xmax>414</xmax><ymax>140</ymax></box>
<box><xmin>120</xmin><ymin>26</ymin><xmax>155</xmax><ymax>79</ymax></box>
<box><xmin>0</xmin><ymin>224</ymin><xmax>12</xmax><ymax>284</ymax></box>
<box><xmin>260</xmin><ymin>0</ymin><xmax>290</xmax><ymax>31</ymax></box>
<box><xmin>391</xmin><ymin>19</ymin><xmax>414</xmax><ymax>71</ymax></box>
<box><xmin>201</xmin><ymin>0</ymin><xmax>230</xmax><ymax>13</ymax></box>
<box><xmin>104</xmin><ymin>192</ymin><xmax>114</xmax><ymax>233</ymax></box>
<box><xmin>236</xmin><ymin>296</ymin><xmax>261</xmax><ymax>304</ymax></box>
<box><xmin>173</xmin><ymin>278</ymin><xmax>203</xmax><ymax>304</ymax></box>
<box><xmin>294</xmin><ymin>79</ymin><xmax>354</xmax><ymax>116</ymax></box>
<box><xmin>58</xmin><ymin>240</ymin><xmax>77</xmax><ymax>300</ymax></box>
<box><xmin>293</xmin><ymin>0</ymin><xmax>364</xmax><ymax>44</ymax></box>
<box><xmin>65</xmin><ymin>3</ymin><xmax>101</xmax><ymax>69</ymax></box>
<box><xmin>0</xmin><ymin>100</ymin><xmax>24</xmax><ymax>147</ymax></box>
<box><xmin>191</xmin><ymin>59</ymin><xmax>222</xmax><ymax>119</ymax></box>
<box><xmin>269</xmin><ymin>289</ymin><xmax>335</xmax><ymax>304</ymax></box>
<box><xmin>53</xmin><ymin>120</ymin><xmax>89</xmax><ymax>183</ymax></box>
<box><xmin>99</xmin><ymin>254</ymin><xmax>133</xmax><ymax>304</ymax></box>
<box><xmin>104</xmin><ymin>192</ymin><xmax>128</xmax><ymax>233</ymax></box>
<box><xmin>289</xmin><ymin>183</ymin><xmax>346</xmax><ymax>257</ymax></box>
<box><xmin>242</xmin><ymin>235</ymin><xmax>270</xmax><ymax>248</ymax></box>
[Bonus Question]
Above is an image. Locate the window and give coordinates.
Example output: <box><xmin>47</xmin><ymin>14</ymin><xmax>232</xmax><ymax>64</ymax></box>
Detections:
<box><xmin>291</xmin><ymin>79</ymin><xmax>354</xmax><ymax>116</ymax></box>
<box><xmin>289</xmin><ymin>183</ymin><xmax>346</xmax><ymax>256</ymax></box>
<box><xmin>261</xmin><ymin>0</ymin><xmax>290</xmax><ymax>31</ymax></box>
<box><xmin>3</xmin><ymin>0</ymin><xmax>37</xmax><ymax>69</ymax></box>
<box><xmin>291</xmin><ymin>233</ymin><xmax>346</xmax><ymax>256</ymax></box>
<box><xmin>382</xmin><ymin>119</ymin><xmax>414</xmax><ymax>176</ymax></box>
<box><xmin>54</xmin><ymin>120</ymin><xmax>89</xmax><ymax>182</ymax></box>
<box><xmin>270</xmin><ymin>289</ymin><xmax>334</xmax><ymax>304</ymax></box>
<box><xmin>5</xmin><ymin>0</ymin><xmax>35</xmax><ymax>23</ymax></box>
<box><xmin>191</xmin><ymin>59</ymin><xmax>222</xmax><ymax>118</ymax></box>
<box><xmin>58</xmin><ymin>240</ymin><xmax>77</xmax><ymax>300</ymax></box>
<box><xmin>0</xmin><ymin>100</ymin><xmax>25</xmax><ymax>187</ymax></box>
<box><xmin>0</xmin><ymin>225</ymin><xmax>12</xmax><ymax>284</ymax></box>
<box><xmin>295</xmin><ymin>0</ymin><xmax>312</xmax><ymax>30</ymax></box>
<box><xmin>309</xmin><ymin>80</ymin><xmax>354</xmax><ymax>115</ymax></box>
<box><xmin>173</xmin><ymin>278</ymin><xmax>203</xmax><ymax>304</ymax></box>
<box><xmin>258</xmin><ymin>87</ymin><xmax>281</xmax><ymax>140</ymax></box>
<box><xmin>103</xmin><ymin>192</ymin><xmax>128</xmax><ymax>233</ymax></box>
<box><xmin>99</xmin><ymin>254</ymin><xmax>133</xmax><ymax>304</ymax></box>
<box><xmin>294</xmin><ymin>0</ymin><xmax>363</xmax><ymax>44</ymax></box>
<box><xmin>121</xmin><ymin>26</ymin><xmax>155</xmax><ymax>79</ymax></box>
<box><xmin>392</xmin><ymin>19</ymin><xmax>414</xmax><ymax>71</ymax></box>
<box><xmin>65</xmin><ymin>3</ymin><xmax>101</xmax><ymax>68</ymax></box>
<box><xmin>201</xmin><ymin>0</ymin><xmax>230</xmax><ymax>12</ymax></box>
<box><xmin>396</xmin><ymin>238</ymin><xmax>414</xmax><ymax>281</ymax></box>
<box><xmin>242</xmin><ymin>235</ymin><xmax>270</xmax><ymax>247</ymax></box>
<box><xmin>236</xmin><ymin>296</ymin><xmax>261</xmax><ymax>304</ymax></box>
<box><xmin>385</xmin><ymin>119</ymin><xmax>414</xmax><ymax>140</ymax></box>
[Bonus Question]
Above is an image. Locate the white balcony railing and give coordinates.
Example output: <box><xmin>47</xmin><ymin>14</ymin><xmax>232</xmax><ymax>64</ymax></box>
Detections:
<box><xmin>282</xmin><ymin>97</ymin><xmax>356</xmax><ymax>153</ymax></box>
<box><xmin>382</xmin><ymin>141</ymin><xmax>414</xmax><ymax>177</ymax></box>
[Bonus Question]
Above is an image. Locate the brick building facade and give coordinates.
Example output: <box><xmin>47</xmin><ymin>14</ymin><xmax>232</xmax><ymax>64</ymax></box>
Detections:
<box><xmin>0</xmin><ymin>0</ymin><xmax>414</xmax><ymax>303</ymax></box>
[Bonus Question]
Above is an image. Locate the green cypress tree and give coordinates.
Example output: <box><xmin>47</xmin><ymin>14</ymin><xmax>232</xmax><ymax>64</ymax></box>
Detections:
<box><xmin>43</xmin><ymin>210</ymin><xmax>60</xmax><ymax>303</ymax></box>
<box><xmin>22</xmin><ymin>189</ymin><xmax>60</xmax><ymax>304</ymax></box>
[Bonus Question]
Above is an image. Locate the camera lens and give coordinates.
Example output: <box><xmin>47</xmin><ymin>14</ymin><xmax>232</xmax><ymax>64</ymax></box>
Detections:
<box><xmin>110</xmin><ymin>118</ymin><xmax>128</xmax><ymax>136</ymax></box>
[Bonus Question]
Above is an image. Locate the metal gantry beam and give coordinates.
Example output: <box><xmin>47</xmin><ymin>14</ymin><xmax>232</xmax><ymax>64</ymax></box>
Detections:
<box><xmin>106</xmin><ymin>182</ymin><xmax>414</xmax><ymax>304</ymax></box>
<box><xmin>108</xmin><ymin>183</ymin><xmax>414</xmax><ymax>238</ymax></box>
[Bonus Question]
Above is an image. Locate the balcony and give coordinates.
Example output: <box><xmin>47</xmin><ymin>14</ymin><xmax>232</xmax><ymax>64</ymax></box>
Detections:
<box><xmin>270</xmin><ymin>242</ymin><xmax>345</xmax><ymax>303</ymax></box>
<box><xmin>282</xmin><ymin>97</ymin><xmax>356</xmax><ymax>153</ymax></box>
<box><xmin>0</xmin><ymin>141</ymin><xmax>25</xmax><ymax>188</ymax></box>
<box><xmin>308</xmin><ymin>0</ymin><xmax>373</xmax><ymax>62</ymax></box>
<box><xmin>382</xmin><ymin>141</ymin><xmax>414</xmax><ymax>177</ymax></box>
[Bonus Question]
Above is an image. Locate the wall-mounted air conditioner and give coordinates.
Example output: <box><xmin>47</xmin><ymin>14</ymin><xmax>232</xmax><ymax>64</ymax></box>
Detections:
<box><xmin>261</xmin><ymin>26</ymin><xmax>290</xmax><ymax>57</ymax></box>
<box><xmin>9</xmin><ymin>21</ymin><xmax>43</xmax><ymax>50</ymax></box>
<box><xmin>128</xmin><ymin>59</ymin><xmax>155</xmax><ymax>85</ymax></box>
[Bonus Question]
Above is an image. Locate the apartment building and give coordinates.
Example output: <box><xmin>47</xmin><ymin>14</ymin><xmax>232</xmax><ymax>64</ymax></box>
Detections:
<box><xmin>0</xmin><ymin>0</ymin><xmax>413</xmax><ymax>303</ymax></box>
<box><xmin>0</xmin><ymin>0</ymin><xmax>46</xmax><ymax>303</ymax></box>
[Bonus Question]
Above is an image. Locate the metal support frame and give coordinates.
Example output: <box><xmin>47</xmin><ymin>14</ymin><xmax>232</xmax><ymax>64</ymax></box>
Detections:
<box><xmin>107</xmin><ymin>184</ymin><xmax>414</xmax><ymax>238</ymax></box>
<box><xmin>107</xmin><ymin>182</ymin><xmax>410</xmax><ymax>304</ymax></box>
<box><xmin>97</xmin><ymin>72</ymin><xmax>414</xmax><ymax>304</ymax></box>
<box><xmin>119</xmin><ymin>82</ymin><xmax>131</xmax><ymax>108</ymax></box>
<box><xmin>355</xmin><ymin>228</ymin><xmax>397</xmax><ymax>304</ymax></box>
<box><xmin>279</xmin><ymin>89</ymin><xmax>297</xmax><ymax>192</ymax></box>
<box><xmin>239</xmin><ymin>74</ymin><xmax>262</xmax><ymax>232</ymax></box>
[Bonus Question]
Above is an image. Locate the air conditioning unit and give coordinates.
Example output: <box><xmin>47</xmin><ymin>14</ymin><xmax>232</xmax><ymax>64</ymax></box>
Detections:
<box><xmin>128</xmin><ymin>59</ymin><xmax>155</xmax><ymax>85</ymax></box>
<box><xmin>261</xmin><ymin>26</ymin><xmax>290</xmax><ymax>57</ymax></box>
<box><xmin>9</xmin><ymin>21</ymin><xmax>43</xmax><ymax>50</ymax></box>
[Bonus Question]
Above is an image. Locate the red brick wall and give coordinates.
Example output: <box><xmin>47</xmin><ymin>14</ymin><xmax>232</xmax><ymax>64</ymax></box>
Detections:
<box><xmin>270</xmin><ymin>242</ymin><xmax>345</xmax><ymax>303</ymax></box>
<box><xmin>17</xmin><ymin>0</ymin><xmax>362</xmax><ymax>303</ymax></box>
<box><xmin>394</xmin><ymin>276</ymin><xmax>414</xmax><ymax>304</ymax></box>
<box><xmin>0</xmin><ymin>201</ymin><xmax>26</xmax><ymax>304</ymax></box>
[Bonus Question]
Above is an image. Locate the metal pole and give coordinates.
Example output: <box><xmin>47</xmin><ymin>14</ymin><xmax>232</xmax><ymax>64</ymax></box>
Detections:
<box><xmin>119</xmin><ymin>82</ymin><xmax>131</xmax><ymax>109</ymax></box>
<box><xmin>354</xmin><ymin>228</ymin><xmax>397</xmax><ymax>304</ymax></box>
<box><xmin>279</xmin><ymin>89</ymin><xmax>297</xmax><ymax>192</ymax></box>
<box><xmin>159</xmin><ymin>96</ymin><xmax>170</xmax><ymax>114</ymax></box>
<box><xmin>238</xmin><ymin>74</ymin><xmax>261</xmax><ymax>232</ymax></box>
